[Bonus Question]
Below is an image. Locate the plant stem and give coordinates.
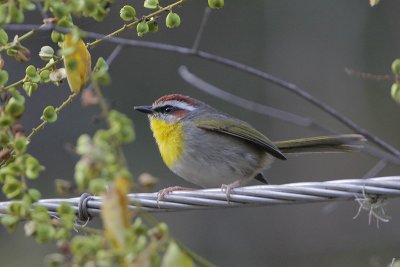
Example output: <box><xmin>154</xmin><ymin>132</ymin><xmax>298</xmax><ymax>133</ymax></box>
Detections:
<box><xmin>0</xmin><ymin>58</ymin><xmax>62</xmax><ymax>93</ymax></box>
<box><xmin>92</xmin><ymin>82</ymin><xmax>128</xmax><ymax>168</ymax></box>
<box><xmin>87</xmin><ymin>0</ymin><xmax>186</xmax><ymax>49</ymax></box>
<box><xmin>0</xmin><ymin>24</ymin><xmax>49</xmax><ymax>52</ymax></box>
<box><xmin>27</xmin><ymin>93</ymin><xmax>77</xmax><ymax>141</ymax></box>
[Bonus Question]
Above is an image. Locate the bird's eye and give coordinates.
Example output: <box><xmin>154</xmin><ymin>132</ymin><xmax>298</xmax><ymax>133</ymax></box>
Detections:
<box><xmin>162</xmin><ymin>105</ymin><xmax>173</xmax><ymax>113</ymax></box>
<box><xmin>155</xmin><ymin>105</ymin><xmax>174</xmax><ymax>114</ymax></box>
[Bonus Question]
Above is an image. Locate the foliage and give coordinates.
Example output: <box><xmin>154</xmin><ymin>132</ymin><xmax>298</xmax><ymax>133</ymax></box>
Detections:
<box><xmin>0</xmin><ymin>0</ymin><xmax>222</xmax><ymax>266</ymax></box>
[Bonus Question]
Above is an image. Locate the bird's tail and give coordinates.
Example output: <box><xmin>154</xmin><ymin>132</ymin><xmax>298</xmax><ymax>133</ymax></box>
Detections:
<box><xmin>274</xmin><ymin>134</ymin><xmax>366</xmax><ymax>154</ymax></box>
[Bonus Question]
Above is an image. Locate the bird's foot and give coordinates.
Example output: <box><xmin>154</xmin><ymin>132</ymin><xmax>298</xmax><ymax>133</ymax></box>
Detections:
<box><xmin>157</xmin><ymin>186</ymin><xmax>196</xmax><ymax>207</ymax></box>
<box><xmin>221</xmin><ymin>180</ymin><xmax>241</xmax><ymax>203</ymax></box>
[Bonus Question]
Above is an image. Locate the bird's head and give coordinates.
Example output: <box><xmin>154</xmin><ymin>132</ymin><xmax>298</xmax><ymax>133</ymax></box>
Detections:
<box><xmin>134</xmin><ymin>94</ymin><xmax>203</xmax><ymax>123</ymax></box>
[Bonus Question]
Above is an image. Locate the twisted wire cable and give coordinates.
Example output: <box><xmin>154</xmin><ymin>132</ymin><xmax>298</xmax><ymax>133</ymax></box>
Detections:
<box><xmin>0</xmin><ymin>176</ymin><xmax>399</xmax><ymax>218</ymax></box>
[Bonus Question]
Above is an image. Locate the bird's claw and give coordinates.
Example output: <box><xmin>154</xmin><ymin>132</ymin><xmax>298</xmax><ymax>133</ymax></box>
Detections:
<box><xmin>221</xmin><ymin>184</ymin><xmax>233</xmax><ymax>203</ymax></box>
<box><xmin>221</xmin><ymin>180</ymin><xmax>242</xmax><ymax>203</ymax></box>
<box><xmin>156</xmin><ymin>186</ymin><xmax>196</xmax><ymax>208</ymax></box>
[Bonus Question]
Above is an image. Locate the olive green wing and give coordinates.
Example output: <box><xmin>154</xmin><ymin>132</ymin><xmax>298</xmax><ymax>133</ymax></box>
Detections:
<box><xmin>195</xmin><ymin>119</ymin><xmax>286</xmax><ymax>160</ymax></box>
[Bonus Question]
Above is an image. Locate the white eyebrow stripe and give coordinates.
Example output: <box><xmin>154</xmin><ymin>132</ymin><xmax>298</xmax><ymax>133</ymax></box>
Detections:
<box><xmin>153</xmin><ymin>100</ymin><xmax>196</xmax><ymax>111</ymax></box>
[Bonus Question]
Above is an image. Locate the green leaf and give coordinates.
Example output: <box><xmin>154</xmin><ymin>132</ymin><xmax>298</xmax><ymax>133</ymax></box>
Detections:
<box><xmin>22</xmin><ymin>82</ymin><xmax>38</xmax><ymax>96</ymax></box>
<box><xmin>25</xmin><ymin>65</ymin><xmax>37</xmax><ymax>78</ymax></box>
<box><xmin>92</xmin><ymin>57</ymin><xmax>111</xmax><ymax>85</ymax></box>
<box><xmin>0</xmin><ymin>132</ymin><xmax>10</xmax><ymax>146</ymax></box>
<box><xmin>57</xmin><ymin>203</ymin><xmax>75</xmax><ymax>218</ymax></box>
<box><xmin>392</xmin><ymin>59</ymin><xmax>400</xmax><ymax>75</ymax></box>
<box><xmin>7</xmin><ymin>202</ymin><xmax>22</xmax><ymax>217</ymax></box>
<box><xmin>51</xmin><ymin>31</ymin><xmax>64</xmax><ymax>43</ymax></box>
<box><xmin>144</xmin><ymin>0</ymin><xmax>159</xmax><ymax>9</ymax></box>
<box><xmin>208</xmin><ymin>0</ymin><xmax>224</xmax><ymax>9</ymax></box>
<box><xmin>2</xmin><ymin>176</ymin><xmax>23</xmax><ymax>199</ymax></box>
<box><xmin>39</xmin><ymin>46</ymin><xmax>55</xmax><ymax>61</ymax></box>
<box><xmin>120</xmin><ymin>5</ymin><xmax>136</xmax><ymax>21</ymax></box>
<box><xmin>391</xmin><ymin>83</ymin><xmax>400</xmax><ymax>104</ymax></box>
<box><xmin>137</xmin><ymin>21</ymin><xmax>149</xmax><ymax>37</ymax></box>
<box><xmin>35</xmin><ymin>223</ymin><xmax>56</xmax><ymax>243</ymax></box>
<box><xmin>6</xmin><ymin>97</ymin><xmax>25</xmax><ymax>118</ymax></box>
<box><xmin>28</xmin><ymin>188</ymin><xmax>42</xmax><ymax>202</ymax></box>
<box><xmin>166</xmin><ymin>12</ymin><xmax>181</xmax><ymax>29</ymax></box>
<box><xmin>25</xmin><ymin>156</ymin><xmax>44</xmax><ymax>179</ymax></box>
<box><xmin>0</xmin><ymin>28</ymin><xmax>8</xmax><ymax>45</ymax></box>
<box><xmin>42</xmin><ymin>105</ymin><xmax>58</xmax><ymax>123</ymax></box>
<box><xmin>148</xmin><ymin>20</ymin><xmax>159</xmax><ymax>33</ymax></box>
<box><xmin>31</xmin><ymin>206</ymin><xmax>51</xmax><ymax>223</ymax></box>
<box><xmin>0</xmin><ymin>115</ymin><xmax>14</xmax><ymax>127</ymax></box>
<box><xmin>1</xmin><ymin>215</ymin><xmax>19</xmax><ymax>232</ymax></box>
<box><xmin>13</xmin><ymin>136</ymin><xmax>27</xmax><ymax>154</ymax></box>
<box><xmin>39</xmin><ymin>70</ymin><xmax>51</xmax><ymax>83</ymax></box>
<box><xmin>0</xmin><ymin>70</ymin><xmax>9</xmax><ymax>86</ymax></box>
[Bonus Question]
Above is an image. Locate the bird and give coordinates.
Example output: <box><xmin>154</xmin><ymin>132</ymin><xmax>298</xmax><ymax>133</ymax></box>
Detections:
<box><xmin>134</xmin><ymin>94</ymin><xmax>366</xmax><ymax>200</ymax></box>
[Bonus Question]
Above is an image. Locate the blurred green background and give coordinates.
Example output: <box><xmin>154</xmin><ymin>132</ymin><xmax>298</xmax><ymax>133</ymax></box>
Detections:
<box><xmin>2</xmin><ymin>0</ymin><xmax>400</xmax><ymax>266</ymax></box>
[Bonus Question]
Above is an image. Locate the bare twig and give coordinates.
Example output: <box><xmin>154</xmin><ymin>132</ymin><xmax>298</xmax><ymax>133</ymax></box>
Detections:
<box><xmin>27</xmin><ymin>93</ymin><xmax>78</xmax><ymax>141</ymax></box>
<box><xmin>87</xmin><ymin>0</ymin><xmax>186</xmax><ymax>49</ymax></box>
<box><xmin>35</xmin><ymin>1</ymin><xmax>49</xmax><ymax>20</ymax></box>
<box><xmin>345</xmin><ymin>68</ymin><xmax>393</xmax><ymax>81</ymax></box>
<box><xmin>178</xmin><ymin>65</ymin><xmax>314</xmax><ymax>127</ymax></box>
<box><xmin>0</xmin><ymin>92</ymin><xmax>78</xmax><ymax>168</ymax></box>
<box><xmin>105</xmin><ymin>45</ymin><xmax>124</xmax><ymax>65</ymax></box>
<box><xmin>363</xmin><ymin>159</ymin><xmax>387</xmax><ymax>178</ymax></box>
<box><xmin>362</xmin><ymin>144</ymin><xmax>400</xmax><ymax>165</ymax></box>
<box><xmin>193</xmin><ymin>52</ymin><xmax>400</xmax><ymax>159</ymax></box>
<box><xmin>93</xmin><ymin>44</ymin><xmax>129</xmax><ymax>167</ymax></box>
<box><xmin>178</xmin><ymin>66</ymin><xmax>400</xmax><ymax>165</ymax></box>
<box><xmin>4</xmin><ymin>24</ymin><xmax>400</xmax><ymax>159</ymax></box>
<box><xmin>192</xmin><ymin>7</ymin><xmax>211</xmax><ymax>52</ymax></box>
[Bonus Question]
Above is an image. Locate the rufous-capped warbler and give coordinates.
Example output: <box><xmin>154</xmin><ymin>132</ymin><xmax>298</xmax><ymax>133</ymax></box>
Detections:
<box><xmin>134</xmin><ymin>94</ymin><xmax>365</xmax><ymax>199</ymax></box>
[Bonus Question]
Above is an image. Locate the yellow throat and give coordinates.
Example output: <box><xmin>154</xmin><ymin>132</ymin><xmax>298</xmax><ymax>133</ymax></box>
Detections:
<box><xmin>149</xmin><ymin>118</ymin><xmax>184</xmax><ymax>168</ymax></box>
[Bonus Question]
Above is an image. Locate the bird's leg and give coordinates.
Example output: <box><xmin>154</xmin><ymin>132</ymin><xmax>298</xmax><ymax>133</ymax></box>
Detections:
<box><xmin>221</xmin><ymin>180</ymin><xmax>242</xmax><ymax>202</ymax></box>
<box><xmin>157</xmin><ymin>186</ymin><xmax>197</xmax><ymax>207</ymax></box>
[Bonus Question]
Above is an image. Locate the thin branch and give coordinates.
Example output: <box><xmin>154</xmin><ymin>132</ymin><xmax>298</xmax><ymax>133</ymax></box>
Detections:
<box><xmin>1</xmin><ymin>0</ymin><xmax>186</xmax><ymax>92</ymax></box>
<box><xmin>345</xmin><ymin>68</ymin><xmax>394</xmax><ymax>81</ymax></box>
<box><xmin>3</xmin><ymin>24</ymin><xmax>400</xmax><ymax>159</ymax></box>
<box><xmin>105</xmin><ymin>45</ymin><xmax>124</xmax><ymax>66</ymax></box>
<box><xmin>93</xmin><ymin>44</ymin><xmax>128</xmax><ymax>167</ymax></box>
<box><xmin>87</xmin><ymin>0</ymin><xmax>186</xmax><ymax>49</ymax></box>
<box><xmin>27</xmin><ymin>93</ymin><xmax>78</xmax><ymax>141</ymax></box>
<box><xmin>363</xmin><ymin>159</ymin><xmax>387</xmax><ymax>178</ymax></box>
<box><xmin>193</xmin><ymin>52</ymin><xmax>400</xmax><ymax>159</ymax></box>
<box><xmin>0</xmin><ymin>92</ymin><xmax>78</xmax><ymax>168</ymax></box>
<box><xmin>178</xmin><ymin>65</ymin><xmax>314</xmax><ymax>127</ymax></box>
<box><xmin>0</xmin><ymin>58</ymin><xmax>62</xmax><ymax>93</ymax></box>
<box><xmin>362</xmin><ymin>143</ymin><xmax>400</xmax><ymax>165</ymax></box>
<box><xmin>178</xmin><ymin>66</ymin><xmax>400</xmax><ymax>165</ymax></box>
<box><xmin>192</xmin><ymin>7</ymin><xmax>211</xmax><ymax>52</ymax></box>
<box><xmin>0</xmin><ymin>24</ymin><xmax>48</xmax><ymax>52</ymax></box>
<box><xmin>35</xmin><ymin>1</ymin><xmax>49</xmax><ymax>20</ymax></box>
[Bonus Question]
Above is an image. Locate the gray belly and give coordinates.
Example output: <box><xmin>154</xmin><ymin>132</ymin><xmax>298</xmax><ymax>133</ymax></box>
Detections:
<box><xmin>171</xmin><ymin>129</ymin><xmax>274</xmax><ymax>188</ymax></box>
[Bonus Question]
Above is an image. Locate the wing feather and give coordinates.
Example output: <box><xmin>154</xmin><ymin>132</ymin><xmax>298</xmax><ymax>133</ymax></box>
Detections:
<box><xmin>195</xmin><ymin>119</ymin><xmax>286</xmax><ymax>160</ymax></box>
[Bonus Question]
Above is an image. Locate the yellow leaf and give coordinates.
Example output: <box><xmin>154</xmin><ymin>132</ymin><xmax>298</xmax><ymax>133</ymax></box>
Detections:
<box><xmin>63</xmin><ymin>34</ymin><xmax>91</xmax><ymax>93</ymax></box>
<box><xmin>161</xmin><ymin>242</ymin><xmax>195</xmax><ymax>267</ymax></box>
<box><xmin>101</xmin><ymin>177</ymin><xmax>131</xmax><ymax>249</ymax></box>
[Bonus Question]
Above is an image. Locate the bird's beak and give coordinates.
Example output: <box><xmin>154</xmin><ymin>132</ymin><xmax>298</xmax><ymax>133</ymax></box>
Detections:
<box><xmin>134</xmin><ymin>105</ymin><xmax>154</xmax><ymax>114</ymax></box>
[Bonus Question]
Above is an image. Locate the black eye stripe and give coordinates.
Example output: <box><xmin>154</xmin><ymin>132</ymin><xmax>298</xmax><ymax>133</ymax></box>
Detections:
<box><xmin>154</xmin><ymin>105</ymin><xmax>177</xmax><ymax>114</ymax></box>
